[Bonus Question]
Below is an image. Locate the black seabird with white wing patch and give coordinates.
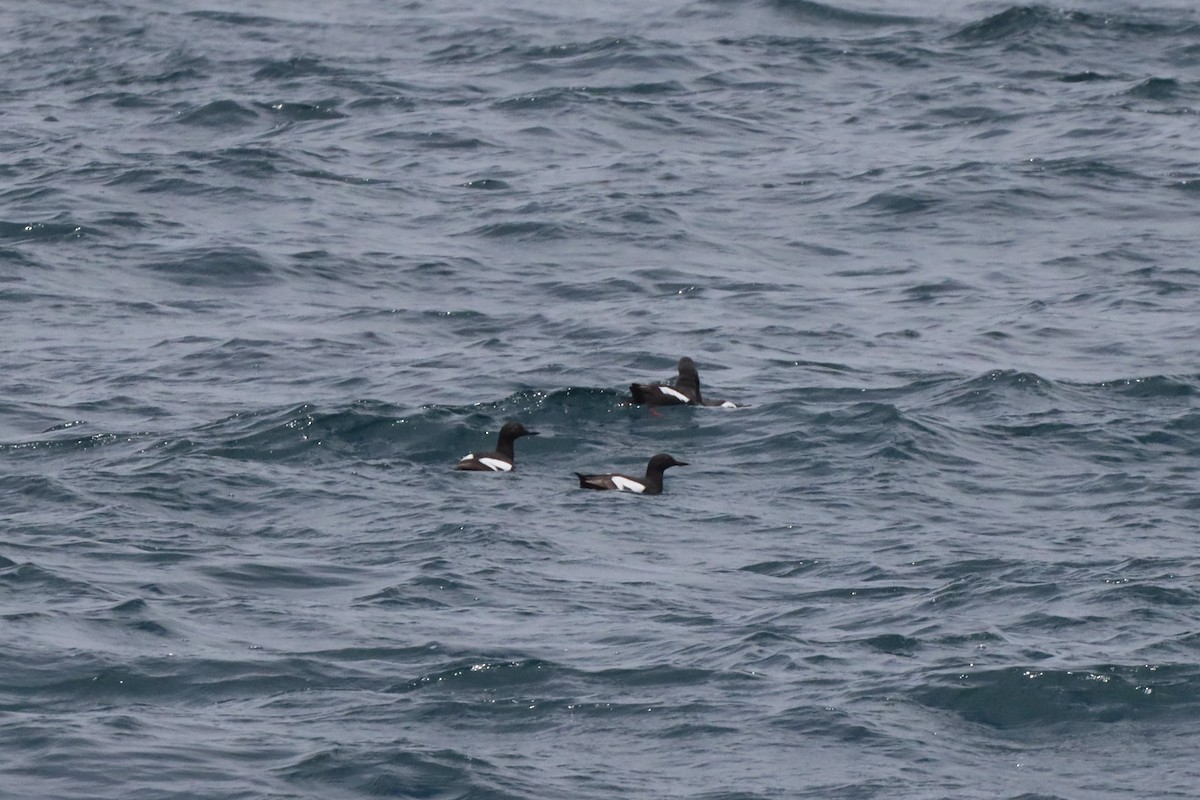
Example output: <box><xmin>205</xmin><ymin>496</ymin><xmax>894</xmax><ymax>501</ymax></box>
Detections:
<box><xmin>629</xmin><ymin>356</ymin><xmax>740</xmax><ymax>408</ymax></box>
<box><xmin>575</xmin><ymin>453</ymin><xmax>687</xmax><ymax>495</ymax></box>
<box><xmin>455</xmin><ymin>421</ymin><xmax>538</xmax><ymax>472</ymax></box>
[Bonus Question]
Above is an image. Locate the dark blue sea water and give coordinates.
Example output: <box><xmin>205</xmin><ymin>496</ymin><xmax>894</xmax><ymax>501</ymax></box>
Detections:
<box><xmin>3</xmin><ymin>1</ymin><xmax>1200</xmax><ymax>797</ymax></box>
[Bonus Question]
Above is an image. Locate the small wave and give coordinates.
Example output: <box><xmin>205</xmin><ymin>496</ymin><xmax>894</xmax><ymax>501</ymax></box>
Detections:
<box><xmin>0</xmin><ymin>219</ymin><xmax>95</xmax><ymax>241</ymax></box>
<box><xmin>252</xmin><ymin>56</ymin><xmax>341</xmax><ymax>81</ymax></box>
<box><xmin>0</xmin><ymin>561</ymin><xmax>110</xmax><ymax>599</ymax></box>
<box><xmin>1096</xmin><ymin>374</ymin><xmax>1196</xmax><ymax>399</ymax></box>
<box><xmin>1170</xmin><ymin>177</ymin><xmax>1200</xmax><ymax>194</ymax></box>
<box><xmin>0</xmin><ymin>246</ymin><xmax>38</xmax><ymax>268</ymax></box>
<box><xmin>0</xmin><ymin>474</ymin><xmax>86</xmax><ymax>504</ymax></box>
<box><xmin>739</xmin><ymin>559</ymin><xmax>821</xmax><ymax>579</ymax></box>
<box><xmin>185</xmin><ymin>10</ymin><xmax>277</xmax><ymax>26</ymax></box>
<box><xmin>290</xmin><ymin>167</ymin><xmax>374</xmax><ymax>185</ymax></box>
<box><xmin>41</xmin><ymin>420</ymin><xmax>86</xmax><ymax>433</ymax></box>
<box><xmin>180</xmin><ymin>403</ymin><xmax>386</xmax><ymax>463</ymax></box>
<box><xmin>768</xmin><ymin>705</ymin><xmax>882</xmax><ymax>743</ymax></box>
<box><xmin>952</xmin><ymin>5</ymin><xmax>1177</xmax><ymax>45</ymax></box>
<box><xmin>352</xmin><ymin>585</ymin><xmax>453</xmax><ymax>610</ymax></box>
<box><xmin>465</xmin><ymin>220</ymin><xmax>572</xmax><ymax>240</ymax></box>
<box><xmin>858</xmin><ymin>633</ymin><xmax>921</xmax><ymax>656</ymax></box>
<box><xmin>1124</xmin><ymin>76</ymin><xmax>1182</xmax><ymax>101</ymax></box>
<box><xmin>899</xmin><ymin>278</ymin><xmax>975</xmax><ymax>302</ymax></box>
<box><xmin>423</xmin><ymin>32</ymin><xmax>524</xmax><ymax>66</ymax></box>
<box><xmin>1029</xmin><ymin>158</ymin><xmax>1148</xmax><ymax>183</ymax></box>
<box><xmin>769</xmin><ymin>0</ymin><xmax>921</xmax><ymax>27</ymax></box>
<box><xmin>753</xmin><ymin>397</ymin><xmax>970</xmax><ymax>474</ymax></box>
<box><xmin>923</xmin><ymin>370</ymin><xmax>1074</xmax><ymax>425</ymax></box>
<box><xmin>951</xmin><ymin>369</ymin><xmax>1055</xmax><ymax>397</ymax></box>
<box><xmin>1058</xmin><ymin>70</ymin><xmax>1115</xmax><ymax>83</ymax></box>
<box><xmin>173</xmin><ymin>99</ymin><xmax>259</xmax><ymax>128</ymax></box>
<box><xmin>389</xmin><ymin>657</ymin><xmax>557</xmax><ymax>694</ymax></box>
<box><xmin>951</xmin><ymin>6</ymin><xmax>1055</xmax><ymax>42</ymax></box>
<box><xmin>143</xmin><ymin>246</ymin><xmax>278</xmax><ymax>288</ymax></box>
<box><xmin>0</xmin><ymin>430</ymin><xmax>140</xmax><ymax>457</ymax></box>
<box><xmin>106</xmin><ymin>171</ymin><xmax>221</xmax><ymax>196</ymax></box>
<box><xmin>1100</xmin><ymin>581</ymin><xmax>1197</xmax><ymax>608</ymax></box>
<box><xmin>853</xmin><ymin>190</ymin><xmax>941</xmax><ymax>216</ymax></box>
<box><xmin>518</xmin><ymin>36</ymin><xmax>632</xmax><ymax>61</ymax></box>
<box><xmin>493</xmin><ymin>88</ymin><xmax>588</xmax><ymax>111</ymax></box>
<box><xmin>588</xmin><ymin>81</ymin><xmax>687</xmax><ymax>97</ymax></box>
<box><xmin>200</xmin><ymin>561</ymin><xmax>362</xmax><ymax>590</ymax></box>
<box><xmin>187</xmin><ymin>145</ymin><xmax>291</xmax><ymax>179</ymax></box>
<box><xmin>367</xmin><ymin>128</ymin><xmax>490</xmax><ymax>149</ymax></box>
<box><xmin>916</xmin><ymin>663</ymin><xmax>1194</xmax><ymax>727</ymax></box>
<box><xmin>259</xmin><ymin>100</ymin><xmax>348</xmax><ymax>121</ymax></box>
<box><xmin>345</xmin><ymin>93</ymin><xmax>417</xmax><ymax>111</ymax></box>
<box><xmin>461</xmin><ymin>177</ymin><xmax>511</xmax><ymax>190</ymax></box>
<box><xmin>276</xmin><ymin>746</ymin><xmax>480</xmax><ymax>797</ymax></box>
<box><xmin>85</xmin><ymin>598</ymin><xmax>172</xmax><ymax>637</ymax></box>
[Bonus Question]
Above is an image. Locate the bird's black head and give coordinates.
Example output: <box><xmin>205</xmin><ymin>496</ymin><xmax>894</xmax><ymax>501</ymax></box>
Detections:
<box><xmin>649</xmin><ymin>453</ymin><xmax>687</xmax><ymax>471</ymax></box>
<box><xmin>500</xmin><ymin>421</ymin><xmax>538</xmax><ymax>440</ymax></box>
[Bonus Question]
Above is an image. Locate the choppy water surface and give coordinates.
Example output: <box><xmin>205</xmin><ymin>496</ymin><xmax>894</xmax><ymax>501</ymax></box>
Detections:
<box><xmin>3</xmin><ymin>1</ymin><xmax>1200</xmax><ymax>798</ymax></box>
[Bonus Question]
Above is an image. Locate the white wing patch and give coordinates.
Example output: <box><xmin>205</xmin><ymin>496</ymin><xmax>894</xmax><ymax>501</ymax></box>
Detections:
<box><xmin>611</xmin><ymin>475</ymin><xmax>646</xmax><ymax>493</ymax></box>
<box><xmin>658</xmin><ymin>386</ymin><xmax>691</xmax><ymax>402</ymax></box>
<box><xmin>477</xmin><ymin>457</ymin><xmax>513</xmax><ymax>472</ymax></box>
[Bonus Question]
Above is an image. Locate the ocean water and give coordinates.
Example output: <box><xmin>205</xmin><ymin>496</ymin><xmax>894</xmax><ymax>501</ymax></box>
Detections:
<box><xmin>3</xmin><ymin>0</ymin><xmax>1200</xmax><ymax>797</ymax></box>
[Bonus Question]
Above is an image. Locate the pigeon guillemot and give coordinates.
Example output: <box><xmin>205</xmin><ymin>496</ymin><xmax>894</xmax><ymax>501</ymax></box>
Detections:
<box><xmin>575</xmin><ymin>453</ymin><xmax>687</xmax><ymax>494</ymax></box>
<box><xmin>629</xmin><ymin>356</ymin><xmax>740</xmax><ymax>408</ymax></box>
<box><xmin>455</xmin><ymin>421</ymin><xmax>538</xmax><ymax>472</ymax></box>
